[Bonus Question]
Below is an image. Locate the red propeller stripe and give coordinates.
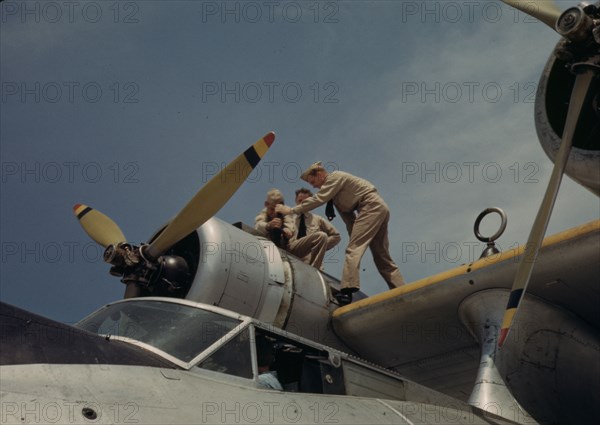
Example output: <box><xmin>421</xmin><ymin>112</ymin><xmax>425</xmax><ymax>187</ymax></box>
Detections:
<box><xmin>73</xmin><ymin>204</ymin><xmax>92</xmax><ymax>220</ymax></box>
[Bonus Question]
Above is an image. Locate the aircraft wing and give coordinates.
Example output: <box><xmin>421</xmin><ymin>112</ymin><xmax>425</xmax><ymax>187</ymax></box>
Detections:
<box><xmin>332</xmin><ymin>220</ymin><xmax>600</xmax><ymax>423</ymax></box>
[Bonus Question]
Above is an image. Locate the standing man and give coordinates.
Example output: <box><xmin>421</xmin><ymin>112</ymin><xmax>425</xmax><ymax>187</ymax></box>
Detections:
<box><xmin>276</xmin><ymin>162</ymin><xmax>405</xmax><ymax>305</ymax></box>
<box><xmin>291</xmin><ymin>187</ymin><xmax>341</xmax><ymax>269</ymax></box>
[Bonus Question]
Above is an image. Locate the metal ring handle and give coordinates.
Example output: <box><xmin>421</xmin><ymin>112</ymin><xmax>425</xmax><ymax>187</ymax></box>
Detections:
<box><xmin>474</xmin><ymin>207</ymin><xmax>507</xmax><ymax>243</ymax></box>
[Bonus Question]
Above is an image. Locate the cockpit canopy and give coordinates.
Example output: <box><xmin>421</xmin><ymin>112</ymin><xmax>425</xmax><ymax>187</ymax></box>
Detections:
<box><xmin>76</xmin><ymin>298</ymin><xmax>339</xmax><ymax>389</ymax></box>
<box><xmin>77</xmin><ymin>299</ymin><xmax>243</xmax><ymax>365</ymax></box>
<box><xmin>76</xmin><ymin>298</ymin><xmax>405</xmax><ymax>397</ymax></box>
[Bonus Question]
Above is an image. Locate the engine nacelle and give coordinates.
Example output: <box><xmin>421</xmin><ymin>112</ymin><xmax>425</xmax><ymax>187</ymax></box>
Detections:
<box><xmin>162</xmin><ymin>217</ymin><xmax>348</xmax><ymax>350</ymax></box>
<box><xmin>535</xmin><ymin>40</ymin><xmax>600</xmax><ymax>196</ymax></box>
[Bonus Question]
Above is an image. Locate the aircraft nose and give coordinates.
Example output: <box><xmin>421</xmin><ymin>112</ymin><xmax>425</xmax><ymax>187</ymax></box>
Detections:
<box><xmin>0</xmin><ymin>302</ymin><xmax>176</xmax><ymax>368</ymax></box>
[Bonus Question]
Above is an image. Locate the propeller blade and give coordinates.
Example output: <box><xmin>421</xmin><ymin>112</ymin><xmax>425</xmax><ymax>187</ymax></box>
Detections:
<box><xmin>498</xmin><ymin>69</ymin><xmax>595</xmax><ymax>348</ymax></box>
<box><xmin>73</xmin><ymin>204</ymin><xmax>126</xmax><ymax>248</ymax></box>
<box><xmin>144</xmin><ymin>131</ymin><xmax>276</xmax><ymax>260</ymax></box>
<box><xmin>502</xmin><ymin>0</ymin><xmax>562</xmax><ymax>30</ymax></box>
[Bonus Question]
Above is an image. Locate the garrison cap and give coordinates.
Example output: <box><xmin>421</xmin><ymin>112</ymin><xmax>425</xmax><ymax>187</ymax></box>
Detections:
<box><xmin>265</xmin><ymin>188</ymin><xmax>284</xmax><ymax>206</ymax></box>
<box><xmin>300</xmin><ymin>161</ymin><xmax>326</xmax><ymax>182</ymax></box>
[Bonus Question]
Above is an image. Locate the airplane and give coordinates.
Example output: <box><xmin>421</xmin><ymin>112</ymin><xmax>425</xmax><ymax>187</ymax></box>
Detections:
<box><xmin>0</xmin><ymin>1</ymin><xmax>598</xmax><ymax>424</ymax></box>
<box><xmin>2</xmin><ymin>296</ymin><xmax>522</xmax><ymax>425</ymax></box>
<box><xmin>1</xmin><ymin>134</ymin><xmax>519</xmax><ymax>425</ymax></box>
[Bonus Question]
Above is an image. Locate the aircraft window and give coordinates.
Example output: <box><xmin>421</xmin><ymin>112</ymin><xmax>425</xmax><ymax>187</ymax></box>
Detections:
<box><xmin>197</xmin><ymin>327</ymin><xmax>252</xmax><ymax>379</ymax></box>
<box><xmin>76</xmin><ymin>301</ymin><xmax>241</xmax><ymax>363</ymax></box>
<box><xmin>253</xmin><ymin>329</ymin><xmax>345</xmax><ymax>395</ymax></box>
<box><xmin>255</xmin><ymin>333</ymin><xmax>283</xmax><ymax>390</ymax></box>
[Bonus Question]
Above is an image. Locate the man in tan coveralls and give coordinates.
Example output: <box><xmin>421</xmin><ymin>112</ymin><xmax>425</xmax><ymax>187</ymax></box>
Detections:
<box><xmin>255</xmin><ymin>189</ymin><xmax>295</xmax><ymax>248</ymax></box>
<box><xmin>276</xmin><ymin>163</ymin><xmax>405</xmax><ymax>305</ymax></box>
<box><xmin>255</xmin><ymin>188</ymin><xmax>330</xmax><ymax>269</ymax></box>
<box><xmin>291</xmin><ymin>188</ymin><xmax>341</xmax><ymax>269</ymax></box>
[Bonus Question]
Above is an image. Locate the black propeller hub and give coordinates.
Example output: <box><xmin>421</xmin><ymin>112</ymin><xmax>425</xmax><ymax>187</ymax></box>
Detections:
<box><xmin>152</xmin><ymin>255</ymin><xmax>191</xmax><ymax>293</ymax></box>
<box><xmin>101</xmin><ymin>243</ymin><xmax>191</xmax><ymax>296</ymax></box>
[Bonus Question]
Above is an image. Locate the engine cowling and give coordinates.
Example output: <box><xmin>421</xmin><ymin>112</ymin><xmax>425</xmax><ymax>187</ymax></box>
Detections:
<box><xmin>535</xmin><ymin>43</ymin><xmax>600</xmax><ymax>195</ymax></box>
<box><xmin>156</xmin><ymin>217</ymin><xmax>348</xmax><ymax>350</ymax></box>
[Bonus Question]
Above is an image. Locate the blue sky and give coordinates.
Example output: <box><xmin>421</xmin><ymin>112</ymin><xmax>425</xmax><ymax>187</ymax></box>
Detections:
<box><xmin>1</xmin><ymin>0</ymin><xmax>598</xmax><ymax>323</ymax></box>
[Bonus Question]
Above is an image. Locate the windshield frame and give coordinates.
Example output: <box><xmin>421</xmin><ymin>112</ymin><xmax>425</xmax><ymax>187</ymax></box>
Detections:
<box><xmin>76</xmin><ymin>297</ymin><xmax>252</xmax><ymax>370</ymax></box>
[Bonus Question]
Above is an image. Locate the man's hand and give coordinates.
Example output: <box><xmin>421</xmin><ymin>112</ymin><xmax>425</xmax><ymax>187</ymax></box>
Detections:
<box><xmin>268</xmin><ymin>217</ymin><xmax>283</xmax><ymax>230</ymax></box>
<box><xmin>275</xmin><ymin>205</ymin><xmax>292</xmax><ymax>215</ymax></box>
